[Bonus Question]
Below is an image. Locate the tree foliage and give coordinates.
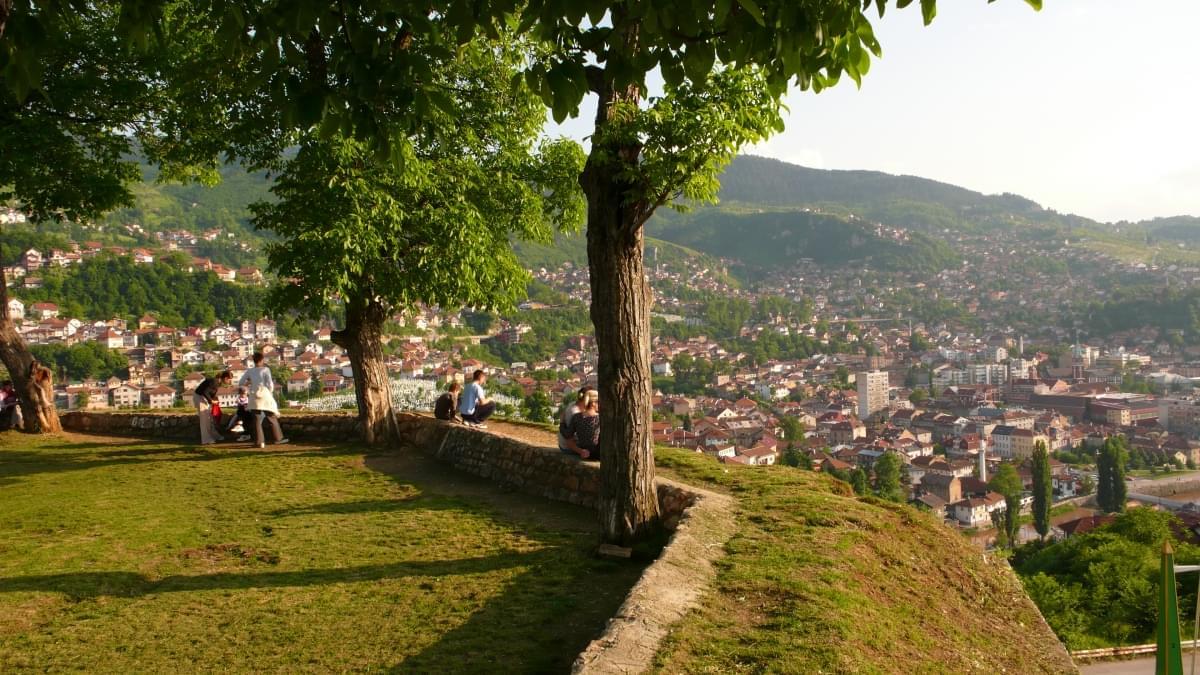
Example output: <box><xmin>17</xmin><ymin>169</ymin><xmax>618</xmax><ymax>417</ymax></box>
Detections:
<box><xmin>1015</xmin><ymin>508</ymin><xmax>1195</xmax><ymax>650</ymax></box>
<box><xmin>990</xmin><ymin>463</ymin><xmax>1023</xmax><ymax>549</ymax></box>
<box><xmin>17</xmin><ymin>254</ymin><xmax>264</xmax><ymax>326</ymax></box>
<box><xmin>30</xmin><ymin>342</ymin><xmax>129</xmax><ymax>382</ymax></box>
<box><xmin>1096</xmin><ymin>436</ymin><xmax>1129</xmax><ymax>514</ymax></box>
<box><xmin>872</xmin><ymin>451</ymin><xmax>903</xmax><ymax>502</ymax></box>
<box><xmin>1031</xmin><ymin>441</ymin><xmax>1052</xmax><ymax>540</ymax></box>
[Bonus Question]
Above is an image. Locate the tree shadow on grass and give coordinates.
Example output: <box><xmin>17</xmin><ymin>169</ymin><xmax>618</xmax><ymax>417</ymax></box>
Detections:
<box><xmin>390</xmin><ymin>552</ymin><xmax>643</xmax><ymax>673</ymax></box>
<box><xmin>0</xmin><ymin>552</ymin><xmax>536</xmax><ymax>599</ymax></box>
<box><xmin>0</xmin><ymin>443</ymin><xmax>365</xmax><ymax>482</ymax></box>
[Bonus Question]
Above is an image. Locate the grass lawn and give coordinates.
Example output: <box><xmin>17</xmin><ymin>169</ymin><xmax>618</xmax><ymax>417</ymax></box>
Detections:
<box><xmin>1128</xmin><ymin>469</ymin><xmax>1200</xmax><ymax>481</ymax></box>
<box><xmin>0</xmin><ymin>432</ymin><xmax>644</xmax><ymax>672</ymax></box>
<box><xmin>649</xmin><ymin>447</ymin><xmax>1075</xmax><ymax>674</ymax></box>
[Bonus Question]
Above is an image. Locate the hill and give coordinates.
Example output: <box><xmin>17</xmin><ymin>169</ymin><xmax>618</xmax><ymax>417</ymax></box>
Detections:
<box><xmin>648</xmin><ymin>205</ymin><xmax>959</xmax><ymax>276</ymax></box>
<box><xmin>713</xmin><ymin>155</ymin><xmax>1091</xmax><ymax>233</ymax></box>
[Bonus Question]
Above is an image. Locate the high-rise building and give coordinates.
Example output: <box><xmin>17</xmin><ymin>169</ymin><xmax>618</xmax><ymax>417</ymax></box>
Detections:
<box><xmin>857</xmin><ymin>369</ymin><xmax>889</xmax><ymax>420</ymax></box>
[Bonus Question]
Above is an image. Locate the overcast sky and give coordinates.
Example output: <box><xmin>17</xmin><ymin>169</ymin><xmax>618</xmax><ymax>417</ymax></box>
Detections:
<box><xmin>548</xmin><ymin>1</ymin><xmax>1200</xmax><ymax>223</ymax></box>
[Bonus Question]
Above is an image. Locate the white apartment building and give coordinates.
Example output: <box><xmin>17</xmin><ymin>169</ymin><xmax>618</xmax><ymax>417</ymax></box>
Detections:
<box><xmin>857</xmin><ymin>369</ymin><xmax>889</xmax><ymax>419</ymax></box>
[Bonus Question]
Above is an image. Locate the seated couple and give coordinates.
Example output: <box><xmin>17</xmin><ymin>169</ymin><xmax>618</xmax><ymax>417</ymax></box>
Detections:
<box><xmin>558</xmin><ymin>387</ymin><xmax>600</xmax><ymax>462</ymax></box>
<box><xmin>433</xmin><ymin>369</ymin><xmax>496</xmax><ymax>429</ymax></box>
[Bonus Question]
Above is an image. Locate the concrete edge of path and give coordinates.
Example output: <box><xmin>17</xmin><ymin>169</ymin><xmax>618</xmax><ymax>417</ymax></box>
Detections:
<box><xmin>572</xmin><ymin>478</ymin><xmax>735</xmax><ymax>675</ymax></box>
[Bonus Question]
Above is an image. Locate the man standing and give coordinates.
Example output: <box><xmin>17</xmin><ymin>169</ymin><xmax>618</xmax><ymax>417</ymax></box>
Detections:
<box><xmin>458</xmin><ymin>369</ymin><xmax>495</xmax><ymax>428</ymax></box>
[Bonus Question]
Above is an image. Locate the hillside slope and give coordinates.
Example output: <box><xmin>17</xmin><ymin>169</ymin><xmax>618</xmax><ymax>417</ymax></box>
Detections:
<box><xmin>652</xmin><ymin>447</ymin><xmax>1076</xmax><ymax>674</ymax></box>
<box><xmin>649</xmin><ymin>206</ymin><xmax>959</xmax><ymax>273</ymax></box>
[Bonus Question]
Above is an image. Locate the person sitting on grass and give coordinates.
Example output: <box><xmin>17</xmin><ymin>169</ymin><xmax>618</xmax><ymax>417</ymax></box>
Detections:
<box><xmin>565</xmin><ymin>396</ymin><xmax>600</xmax><ymax>462</ymax></box>
<box><xmin>458</xmin><ymin>369</ymin><xmax>495</xmax><ymax>429</ymax></box>
<box><xmin>434</xmin><ymin>382</ymin><xmax>462</xmax><ymax>422</ymax></box>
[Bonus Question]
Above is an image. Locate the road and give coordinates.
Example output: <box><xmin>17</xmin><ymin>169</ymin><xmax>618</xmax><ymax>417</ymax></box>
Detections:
<box><xmin>1080</xmin><ymin>653</ymin><xmax>1200</xmax><ymax>674</ymax></box>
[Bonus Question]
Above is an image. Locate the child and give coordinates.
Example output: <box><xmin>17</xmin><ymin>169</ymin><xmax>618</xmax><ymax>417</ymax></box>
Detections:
<box><xmin>229</xmin><ymin>387</ymin><xmax>255</xmax><ymax>440</ymax></box>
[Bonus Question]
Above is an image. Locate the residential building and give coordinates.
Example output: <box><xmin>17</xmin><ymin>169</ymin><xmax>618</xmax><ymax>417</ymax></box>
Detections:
<box><xmin>857</xmin><ymin>369</ymin><xmax>888</xmax><ymax>419</ymax></box>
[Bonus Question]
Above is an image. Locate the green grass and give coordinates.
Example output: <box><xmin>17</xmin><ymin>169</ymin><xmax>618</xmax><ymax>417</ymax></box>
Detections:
<box><xmin>649</xmin><ymin>447</ymin><xmax>1075</xmax><ymax>674</ymax></box>
<box><xmin>0</xmin><ymin>433</ymin><xmax>644</xmax><ymax>672</ymax></box>
<box><xmin>1128</xmin><ymin>468</ymin><xmax>1199</xmax><ymax>481</ymax></box>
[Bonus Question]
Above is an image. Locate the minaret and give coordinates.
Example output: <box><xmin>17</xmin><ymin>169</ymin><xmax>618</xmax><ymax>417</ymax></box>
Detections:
<box><xmin>978</xmin><ymin>450</ymin><xmax>987</xmax><ymax>483</ymax></box>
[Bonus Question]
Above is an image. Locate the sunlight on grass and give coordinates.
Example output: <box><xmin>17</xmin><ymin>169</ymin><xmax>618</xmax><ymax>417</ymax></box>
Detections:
<box><xmin>0</xmin><ymin>433</ymin><xmax>643</xmax><ymax>672</ymax></box>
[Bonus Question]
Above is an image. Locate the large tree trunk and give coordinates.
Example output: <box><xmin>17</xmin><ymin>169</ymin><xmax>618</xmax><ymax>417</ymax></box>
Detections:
<box><xmin>583</xmin><ymin>42</ymin><xmax>661</xmax><ymax>544</ymax></box>
<box><xmin>0</xmin><ymin>278</ymin><xmax>61</xmax><ymax>433</ymax></box>
<box><xmin>331</xmin><ymin>296</ymin><xmax>398</xmax><ymax>446</ymax></box>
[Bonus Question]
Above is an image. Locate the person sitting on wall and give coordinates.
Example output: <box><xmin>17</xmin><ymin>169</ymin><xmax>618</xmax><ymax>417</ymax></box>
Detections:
<box><xmin>0</xmin><ymin>380</ymin><xmax>20</xmax><ymax>431</ymax></box>
<box><xmin>565</xmin><ymin>396</ymin><xmax>601</xmax><ymax>462</ymax></box>
<box><xmin>434</xmin><ymin>382</ymin><xmax>462</xmax><ymax>422</ymax></box>
<box><xmin>558</xmin><ymin>387</ymin><xmax>595</xmax><ymax>459</ymax></box>
<box><xmin>458</xmin><ymin>369</ymin><xmax>496</xmax><ymax>429</ymax></box>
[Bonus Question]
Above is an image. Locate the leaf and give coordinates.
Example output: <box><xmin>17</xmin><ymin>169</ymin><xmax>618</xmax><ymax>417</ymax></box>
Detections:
<box><xmin>735</xmin><ymin>0</ymin><xmax>766</xmax><ymax>27</ymax></box>
<box><xmin>920</xmin><ymin>0</ymin><xmax>937</xmax><ymax>25</ymax></box>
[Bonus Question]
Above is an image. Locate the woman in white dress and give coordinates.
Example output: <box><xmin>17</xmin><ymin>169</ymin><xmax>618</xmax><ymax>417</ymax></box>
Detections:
<box><xmin>239</xmin><ymin>352</ymin><xmax>289</xmax><ymax>448</ymax></box>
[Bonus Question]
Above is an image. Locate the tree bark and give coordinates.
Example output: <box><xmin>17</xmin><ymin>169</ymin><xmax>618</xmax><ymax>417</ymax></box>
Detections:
<box><xmin>331</xmin><ymin>295</ymin><xmax>398</xmax><ymax>446</ymax></box>
<box><xmin>583</xmin><ymin>28</ymin><xmax>661</xmax><ymax>544</ymax></box>
<box><xmin>0</xmin><ymin>277</ymin><xmax>62</xmax><ymax>433</ymax></box>
<box><xmin>0</xmin><ymin>0</ymin><xmax>10</xmax><ymax>41</ymax></box>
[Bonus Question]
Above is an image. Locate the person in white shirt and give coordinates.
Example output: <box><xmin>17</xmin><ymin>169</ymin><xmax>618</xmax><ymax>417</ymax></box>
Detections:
<box><xmin>239</xmin><ymin>352</ymin><xmax>289</xmax><ymax>448</ymax></box>
<box><xmin>458</xmin><ymin>369</ymin><xmax>495</xmax><ymax>428</ymax></box>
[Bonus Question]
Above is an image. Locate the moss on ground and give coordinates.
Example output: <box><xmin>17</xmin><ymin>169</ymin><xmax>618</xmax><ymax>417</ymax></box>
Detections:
<box><xmin>651</xmin><ymin>447</ymin><xmax>1076</xmax><ymax>674</ymax></box>
<box><xmin>0</xmin><ymin>432</ymin><xmax>644</xmax><ymax>672</ymax></box>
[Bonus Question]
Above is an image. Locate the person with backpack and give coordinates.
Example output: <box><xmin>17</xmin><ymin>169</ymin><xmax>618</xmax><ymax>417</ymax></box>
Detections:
<box><xmin>193</xmin><ymin>370</ymin><xmax>232</xmax><ymax>445</ymax></box>
<box><xmin>434</xmin><ymin>382</ymin><xmax>461</xmax><ymax>422</ymax></box>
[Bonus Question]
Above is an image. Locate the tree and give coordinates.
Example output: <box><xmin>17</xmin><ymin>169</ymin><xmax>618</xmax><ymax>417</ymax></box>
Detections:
<box><xmin>908</xmin><ymin>388</ymin><xmax>929</xmax><ymax>405</ymax></box>
<box><xmin>873</xmin><ymin>452</ymin><xmax>904</xmax><ymax>502</ymax></box>
<box><xmin>990</xmin><ymin>464</ymin><xmax>1023</xmax><ymax>549</ymax></box>
<box><xmin>249</xmin><ymin>48</ymin><xmax>583</xmax><ymax>446</ymax></box>
<box><xmin>849</xmin><ymin>468</ymin><xmax>870</xmax><ymax>496</ymax></box>
<box><xmin>1031</xmin><ymin>441</ymin><xmax>1052</xmax><ymax>540</ymax></box>
<box><xmin>1078</xmin><ymin>474</ymin><xmax>1096</xmax><ymax>497</ymax></box>
<box><xmin>150</xmin><ymin>0</ymin><xmax>1042</xmax><ymax>544</ymax></box>
<box><xmin>0</xmin><ymin>4</ymin><xmax>170</xmax><ymax>432</ymax></box>
<box><xmin>522</xmin><ymin>390</ymin><xmax>553</xmax><ymax>424</ymax></box>
<box><xmin>1096</xmin><ymin>446</ymin><xmax>1113</xmax><ymax>512</ymax></box>
<box><xmin>778</xmin><ymin>415</ymin><xmax>806</xmax><ymax>445</ymax></box>
<box><xmin>1097</xmin><ymin>437</ymin><xmax>1129</xmax><ymax>514</ymax></box>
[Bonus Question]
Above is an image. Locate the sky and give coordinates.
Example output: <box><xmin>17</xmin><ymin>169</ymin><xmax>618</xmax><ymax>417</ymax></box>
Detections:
<box><xmin>548</xmin><ymin>0</ymin><xmax>1200</xmax><ymax>223</ymax></box>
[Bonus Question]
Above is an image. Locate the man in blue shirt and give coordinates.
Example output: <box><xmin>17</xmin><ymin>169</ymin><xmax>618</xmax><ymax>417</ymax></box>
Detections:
<box><xmin>459</xmin><ymin>369</ymin><xmax>496</xmax><ymax>428</ymax></box>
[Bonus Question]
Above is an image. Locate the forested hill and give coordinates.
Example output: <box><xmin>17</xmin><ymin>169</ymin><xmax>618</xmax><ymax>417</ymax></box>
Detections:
<box><xmin>711</xmin><ymin>155</ymin><xmax>1091</xmax><ymax>233</ymax></box>
<box><xmin>42</xmin><ymin>153</ymin><xmax>1198</xmax><ymax>275</ymax></box>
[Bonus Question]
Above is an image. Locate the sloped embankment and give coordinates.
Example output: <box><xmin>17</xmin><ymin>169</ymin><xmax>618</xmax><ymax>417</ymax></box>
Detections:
<box><xmin>651</xmin><ymin>448</ymin><xmax>1076</xmax><ymax>674</ymax></box>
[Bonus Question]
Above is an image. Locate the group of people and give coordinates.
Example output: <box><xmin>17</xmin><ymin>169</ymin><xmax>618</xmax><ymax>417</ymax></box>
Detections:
<box><xmin>433</xmin><ymin>373</ymin><xmax>601</xmax><ymax>462</ymax></box>
<box><xmin>434</xmin><ymin>369</ymin><xmax>497</xmax><ymax>429</ymax></box>
<box><xmin>193</xmin><ymin>352</ymin><xmax>289</xmax><ymax>448</ymax></box>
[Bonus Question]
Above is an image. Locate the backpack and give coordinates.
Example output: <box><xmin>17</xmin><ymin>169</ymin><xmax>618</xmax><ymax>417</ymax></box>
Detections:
<box><xmin>434</xmin><ymin>392</ymin><xmax>457</xmax><ymax>421</ymax></box>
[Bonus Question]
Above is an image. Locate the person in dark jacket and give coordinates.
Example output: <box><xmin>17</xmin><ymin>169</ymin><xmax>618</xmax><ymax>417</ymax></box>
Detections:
<box><xmin>193</xmin><ymin>371</ymin><xmax>232</xmax><ymax>444</ymax></box>
<box><xmin>434</xmin><ymin>382</ymin><xmax>462</xmax><ymax>421</ymax></box>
